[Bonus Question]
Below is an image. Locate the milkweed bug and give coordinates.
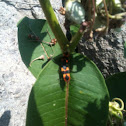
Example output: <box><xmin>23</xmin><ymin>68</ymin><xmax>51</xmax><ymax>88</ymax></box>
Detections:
<box><xmin>61</xmin><ymin>52</ymin><xmax>70</xmax><ymax>82</ymax></box>
<box><xmin>60</xmin><ymin>53</ymin><xmax>71</xmax><ymax>126</ymax></box>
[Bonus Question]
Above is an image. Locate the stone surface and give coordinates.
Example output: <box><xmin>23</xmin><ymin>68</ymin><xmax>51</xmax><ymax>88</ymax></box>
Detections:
<box><xmin>79</xmin><ymin>24</ymin><xmax>126</xmax><ymax>78</ymax></box>
<box><xmin>0</xmin><ymin>0</ymin><xmax>63</xmax><ymax>126</ymax></box>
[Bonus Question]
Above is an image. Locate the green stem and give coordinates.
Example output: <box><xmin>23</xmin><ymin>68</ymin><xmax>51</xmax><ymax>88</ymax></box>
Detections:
<box><xmin>108</xmin><ymin>113</ymin><xmax>113</xmax><ymax>126</ymax></box>
<box><xmin>69</xmin><ymin>28</ymin><xmax>83</xmax><ymax>52</ymax></box>
<box><xmin>108</xmin><ymin>12</ymin><xmax>126</xmax><ymax>19</ymax></box>
<box><xmin>38</xmin><ymin>0</ymin><xmax>69</xmax><ymax>52</ymax></box>
<box><xmin>103</xmin><ymin>0</ymin><xmax>109</xmax><ymax>33</ymax></box>
<box><xmin>112</xmin><ymin>98</ymin><xmax>124</xmax><ymax>111</ymax></box>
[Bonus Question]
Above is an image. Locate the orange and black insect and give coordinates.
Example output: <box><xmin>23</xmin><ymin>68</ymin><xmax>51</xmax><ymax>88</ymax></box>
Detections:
<box><xmin>61</xmin><ymin>53</ymin><xmax>70</xmax><ymax>126</ymax></box>
<box><xmin>61</xmin><ymin>52</ymin><xmax>70</xmax><ymax>82</ymax></box>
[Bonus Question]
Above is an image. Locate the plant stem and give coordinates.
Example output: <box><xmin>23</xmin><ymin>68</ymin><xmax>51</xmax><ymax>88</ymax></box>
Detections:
<box><xmin>38</xmin><ymin>0</ymin><xmax>69</xmax><ymax>52</ymax></box>
<box><xmin>69</xmin><ymin>28</ymin><xmax>83</xmax><ymax>52</ymax></box>
<box><xmin>108</xmin><ymin>113</ymin><xmax>113</xmax><ymax>126</ymax></box>
<box><xmin>108</xmin><ymin>12</ymin><xmax>126</xmax><ymax>19</ymax></box>
<box><xmin>103</xmin><ymin>0</ymin><xmax>109</xmax><ymax>33</ymax></box>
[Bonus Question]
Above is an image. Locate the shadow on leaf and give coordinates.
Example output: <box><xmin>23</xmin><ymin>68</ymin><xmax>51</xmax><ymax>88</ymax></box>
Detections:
<box><xmin>26</xmin><ymin>88</ymin><xmax>44</xmax><ymax>126</ymax></box>
<box><xmin>17</xmin><ymin>17</ymin><xmax>46</xmax><ymax>67</ymax></box>
<box><xmin>106</xmin><ymin>72</ymin><xmax>126</xmax><ymax>109</ymax></box>
<box><xmin>17</xmin><ymin>17</ymin><xmax>61</xmax><ymax>78</ymax></box>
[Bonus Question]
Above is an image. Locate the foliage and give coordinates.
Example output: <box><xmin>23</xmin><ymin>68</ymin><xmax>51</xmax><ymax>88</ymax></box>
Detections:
<box><xmin>17</xmin><ymin>17</ymin><xmax>61</xmax><ymax>78</ymax></box>
<box><xmin>70</xmin><ymin>25</ymin><xmax>80</xmax><ymax>36</ymax></box>
<box><xmin>106</xmin><ymin>72</ymin><xmax>126</xmax><ymax>125</ymax></box>
<box><xmin>26</xmin><ymin>53</ymin><xmax>109</xmax><ymax>126</ymax></box>
<box><xmin>106</xmin><ymin>72</ymin><xmax>126</xmax><ymax>109</ymax></box>
<box><xmin>18</xmin><ymin>17</ymin><xmax>109</xmax><ymax>125</ymax></box>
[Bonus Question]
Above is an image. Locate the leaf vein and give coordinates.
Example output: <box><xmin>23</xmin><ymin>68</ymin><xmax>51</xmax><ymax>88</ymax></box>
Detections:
<box><xmin>38</xmin><ymin>98</ymin><xmax>65</xmax><ymax>109</ymax></box>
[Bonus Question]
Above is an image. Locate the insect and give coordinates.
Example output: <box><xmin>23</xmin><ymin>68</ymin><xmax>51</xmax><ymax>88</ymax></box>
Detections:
<box><xmin>61</xmin><ymin>52</ymin><xmax>70</xmax><ymax>82</ymax></box>
<box><xmin>60</xmin><ymin>52</ymin><xmax>71</xmax><ymax>126</ymax></box>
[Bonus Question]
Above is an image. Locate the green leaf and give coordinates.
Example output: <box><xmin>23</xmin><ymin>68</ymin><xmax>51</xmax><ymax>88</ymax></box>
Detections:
<box><xmin>26</xmin><ymin>53</ymin><xmax>109</xmax><ymax>126</ymax></box>
<box><xmin>124</xmin><ymin>41</ymin><xmax>126</xmax><ymax>58</ymax></box>
<box><xmin>70</xmin><ymin>25</ymin><xmax>79</xmax><ymax>36</ymax></box>
<box><xmin>17</xmin><ymin>17</ymin><xmax>61</xmax><ymax>78</ymax></box>
<box><xmin>106</xmin><ymin>72</ymin><xmax>126</xmax><ymax>109</ymax></box>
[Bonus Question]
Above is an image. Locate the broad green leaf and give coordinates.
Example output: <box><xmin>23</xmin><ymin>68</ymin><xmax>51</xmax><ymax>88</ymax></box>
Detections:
<box><xmin>17</xmin><ymin>17</ymin><xmax>61</xmax><ymax>78</ymax></box>
<box><xmin>26</xmin><ymin>53</ymin><xmax>109</xmax><ymax>126</ymax></box>
<box><xmin>106</xmin><ymin>72</ymin><xmax>126</xmax><ymax>109</ymax></box>
<box><xmin>124</xmin><ymin>41</ymin><xmax>126</xmax><ymax>58</ymax></box>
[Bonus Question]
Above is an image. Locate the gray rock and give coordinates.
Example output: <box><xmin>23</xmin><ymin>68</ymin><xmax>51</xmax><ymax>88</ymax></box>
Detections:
<box><xmin>0</xmin><ymin>0</ymin><xmax>63</xmax><ymax>126</ymax></box>
<box><xmin>79</xmin><ymin>23</ymin><xmax>126</xmax><ymax>78</ymax></box>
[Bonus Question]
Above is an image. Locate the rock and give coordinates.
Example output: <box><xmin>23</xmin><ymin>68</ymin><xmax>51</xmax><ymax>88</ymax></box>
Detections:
<box><xmin>0</xmin><ymin>0</ymin><xmax>63</xmax><ymax>126</ymax></box>
<box><xmin>14</xmin><ymin>88</ymin><xmax>21</xmax><ymax>95</ymax></box>
<box><xmin>2</xmin><ymin>74</ymin><xmax>10</xmax><ymax>82</ymax></box>
<box><xmin>79</xmin><ymin>23</ymin><xmax>126</xmax><ymax>78</ymax></box>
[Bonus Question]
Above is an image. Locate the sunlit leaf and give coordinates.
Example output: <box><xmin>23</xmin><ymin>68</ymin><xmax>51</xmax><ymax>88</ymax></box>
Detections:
<box><xmin>26</xmin><ymin>53</ymin><xmax>109</xmax><ymax>126</ymax></box>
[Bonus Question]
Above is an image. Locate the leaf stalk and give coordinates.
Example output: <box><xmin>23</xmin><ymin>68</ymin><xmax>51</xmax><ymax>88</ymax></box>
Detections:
<box><xmin>39</xmin><ymin>0</ymin><xmax>69</xmax><ymax>52</ymax></box>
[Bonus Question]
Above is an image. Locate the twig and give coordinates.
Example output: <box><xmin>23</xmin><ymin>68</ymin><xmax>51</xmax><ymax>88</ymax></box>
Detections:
<box><xmin>103</xmin><ymin>0</ymin><xmax>109</xmax><ymax>33</ymax></box>
<box><xmin>40</xmin><ymin>43</ymin><xmax>50</xmax><ymax>59</ymax></box>
<box><xmin>91</xmin><ymin>0</ymin><xmax>96</xmax><ymax>31</ymax></box>
<box><xmin>29</xmin><ymin>55</ymin><xmax>44</xmax><ymax>67</ymax></box>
